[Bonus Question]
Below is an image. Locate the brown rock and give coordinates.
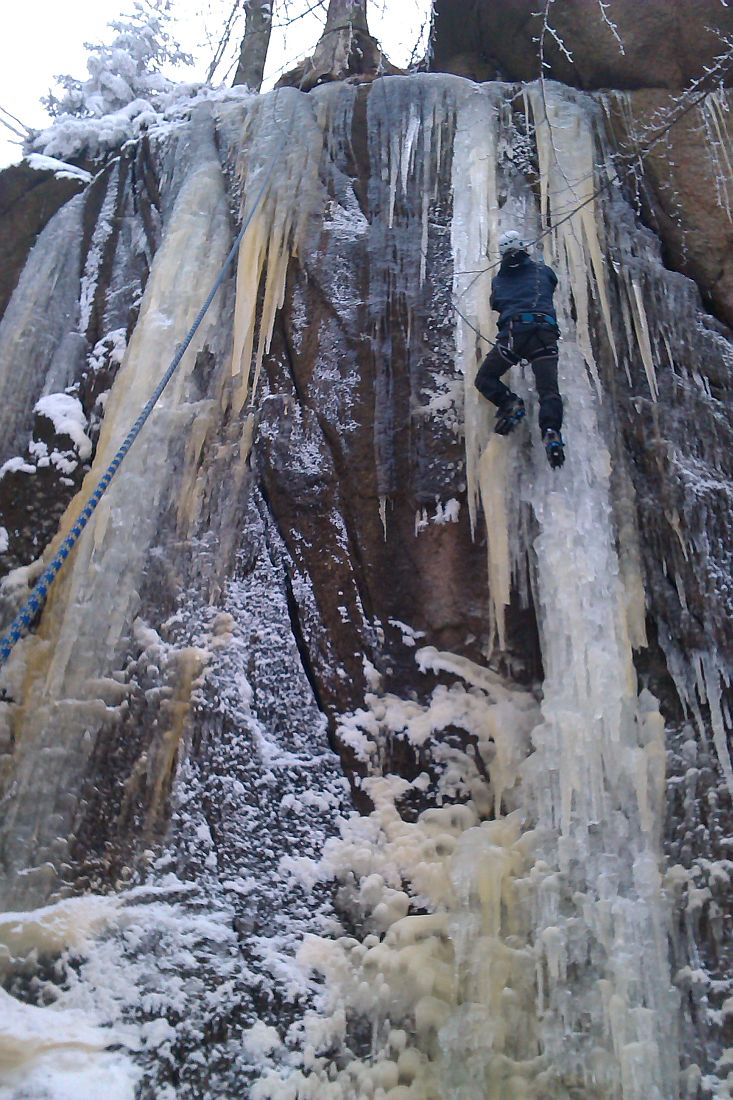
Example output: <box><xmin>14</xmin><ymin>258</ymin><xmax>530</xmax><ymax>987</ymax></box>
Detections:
<box><xmin>611</xmin><ymin>88</ymin><xmax>733</xmax><ymax>327</ymax></box>
<box><xmin>432</xmin><ymin>0</ymin><xmax>733</xmax><ymax>90</ymax></box>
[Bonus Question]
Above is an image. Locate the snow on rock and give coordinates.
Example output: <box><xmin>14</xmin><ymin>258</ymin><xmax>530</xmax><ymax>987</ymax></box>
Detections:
<box><xmin>24</xmin><ymin>154</ymin><xmax>92</xmax><ymax>184</ymax></box>
<box><xmin>30</xmin><ymin>83</ymin><xmax>253</xmax><ymax>163</ymax></box>
<box><xmin>34</xmin><ymin>394</ymin><xmax>92</xmax><ymax>460</ymax></box>
<box><xmin>0</xmin><ymin>895</ymin><xmax>119</xmax><ymax>963</ymax></box>
<box><xmin>0</xmin><ymin>458</ymin><xmax>36</xmax><ymax>478</ymax></box>
<box><xmin>0</xmin><ymin>896</ymin><xmax>140</xmax><ymax>1100</ymax></box>
<box><xmin>0</xmin><ymin>989</ymin><xmax>140</xmax><ymax>1100</ymax></box>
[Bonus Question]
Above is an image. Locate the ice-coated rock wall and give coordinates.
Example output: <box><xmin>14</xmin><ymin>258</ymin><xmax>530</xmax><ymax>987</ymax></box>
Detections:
<box><xmin>0</xmin><ymin>72</ymin><xmax>732</xmax><ymax>1100</ymax></box>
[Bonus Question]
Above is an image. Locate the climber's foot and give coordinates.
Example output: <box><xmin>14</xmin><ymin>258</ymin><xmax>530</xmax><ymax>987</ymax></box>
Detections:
<box><xmin>543</xmin><ymin>428</ymin><xmax>565</xmax><ymax>469</ymax></box>
<box><xmin>494</xmin><ymin>395</ymin><xmax>526</xmax><ymax>436</ymax></box>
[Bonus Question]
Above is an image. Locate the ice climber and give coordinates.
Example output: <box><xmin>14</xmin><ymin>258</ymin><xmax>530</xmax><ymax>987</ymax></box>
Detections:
<box><xmin>474</xmin><ymin>229</ymin><xmax>565</xmax><ymax>468</ymax></box>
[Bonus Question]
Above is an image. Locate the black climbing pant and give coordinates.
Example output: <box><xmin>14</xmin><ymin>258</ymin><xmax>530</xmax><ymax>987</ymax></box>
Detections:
<box><xmin>475</xmin><ymin>326</ymin><xmax>563</xmax><ymax>432</ymax></box>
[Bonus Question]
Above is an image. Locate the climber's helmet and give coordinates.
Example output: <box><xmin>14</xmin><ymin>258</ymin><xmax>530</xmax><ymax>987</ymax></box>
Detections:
<box><xmin>498</xmin><ymin>230</ymin><xmax>528</xmax><ymax>257</ymax></box>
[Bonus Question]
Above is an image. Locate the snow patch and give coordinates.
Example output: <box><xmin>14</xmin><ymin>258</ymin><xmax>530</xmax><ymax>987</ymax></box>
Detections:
<box><xmin>0</xmin><ymin>458</ymin><xmax>35</xmax><ymax>478</ymax></box>
<box><xmin>25</xmin><ymin>154</ymin><xmax>92</xmax><ymax>183</ymax></box>
<box><xmin>34</xmin><ymin>394</ymin><xmax>92</xmax><ymax>460</ymax></box>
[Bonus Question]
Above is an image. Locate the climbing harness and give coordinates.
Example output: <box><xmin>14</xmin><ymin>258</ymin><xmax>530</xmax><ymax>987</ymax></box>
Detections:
<box><xmin>0</xmin><ymin>136</ymin><xmax>287</xmax><ymax>670</ymax></box>
<box><xmin>509</xmin><ymin>312</ymin><xmax>559</xmax><ymax>331</ymax></box>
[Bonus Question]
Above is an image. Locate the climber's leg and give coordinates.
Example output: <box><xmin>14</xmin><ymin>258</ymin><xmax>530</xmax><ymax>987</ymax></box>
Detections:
<box><xmin>531</xmin><ymin>354</ymin><xmax>563</xmax><ymax>433</ymax></box>
<box><xmin>475</xmin><ymin>342</ymin><xmax>517</xmax><ymax>407</ymax></box>
<box><xmin>475</xmin><ymin>342</ymin><xmax>525</xmax><ymax>434</ymax></box>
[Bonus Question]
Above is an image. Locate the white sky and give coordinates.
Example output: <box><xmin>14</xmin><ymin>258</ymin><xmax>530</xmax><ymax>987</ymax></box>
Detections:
<box><xmin>0</xmin><ymin>0</ymin><xmax>432</xmax><ymax>168</ymax></box>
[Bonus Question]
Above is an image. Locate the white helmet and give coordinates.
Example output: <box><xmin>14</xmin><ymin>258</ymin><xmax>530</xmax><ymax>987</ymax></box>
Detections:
<box><xmin>498</xmin><ymin>230</ymin><xmax>527</xmax><ymax>257</ymax></box>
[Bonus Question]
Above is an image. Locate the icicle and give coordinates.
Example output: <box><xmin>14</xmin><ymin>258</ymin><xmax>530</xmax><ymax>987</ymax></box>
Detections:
<box><xmin>229</xmin><ymin>88</ymin><xmax>336</xmax><ymax>438</ymax></box>
<box><xmin>607</xmin><ymin>442</ymin><xmax>649</xmax><ymax>652</ymax></box>
<box><xmin>477</xmin><ymin>436</ymin><xmax>510</xmax><ymax>651</ymax></box>
<box><xmin>401</xmin><ymin>105</ymin><xmax>421</xmax><ymax>197</ymax></box>
<box><xmin>700</xmin><ymin>655</ymin><xmax>733</xmax><ymax>796</ymax></box>
<box><xmin>701</xmin><ymin>89</ymin><xmax>733</xmax><ymax>222</ymax></box>
<box><xmin>450</xmin><ymin>84</ymin><xmax>501</xmax><ymax>534</ymax></box>
<box><xmin>629</xmin><ymin>280</ymin><xmax>658</xmax><ymax>400</ymax></box>
<box><xmin>662</xmin><ymin>329</ymin><xmax>675</xmax><ymax>373</ymax></box>
<box><xmin>379</xmin><ymin>495</ymin><xmax>388</xmax><ymax>539</ymax></box>
<box><xmin>420</xmin><ymin>105</ymin><xmax>433</xmax><ymax>287</ymax></box>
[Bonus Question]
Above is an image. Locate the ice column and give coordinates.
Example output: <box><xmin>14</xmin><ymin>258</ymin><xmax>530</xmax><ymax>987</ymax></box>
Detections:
<box><xmin>449</xmin><ymin>80</ymin><xmax>679</xmax><ymax>1099</ymax></box>
<box><xmin>450</xmin><ymin>83</ymin><xmax>501</xmax><ymax>535</ymax></box>
<box><xmin>449</xmin><ymin>82</ymin><xmax>519</xmax><ymax>648</ymax></box>
<box><xmin>0</xmin><ymin>198</ymin><xmax>84</xmax><ymax>463</ymax></box>
<box><xmin>526</xmin><ymin>84</ymin><xmax>677</xmax><ymax>1098</ymax></box>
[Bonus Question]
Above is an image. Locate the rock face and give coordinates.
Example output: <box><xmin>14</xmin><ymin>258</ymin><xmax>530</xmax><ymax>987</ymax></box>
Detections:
<box><xmin>0</xmin><ymin>161</ymin><xmax>86</xmax><ymax>324</ymax></box>
<box><xmin>432</xmin><ymin>0</ymin><xmax>733</xmax><ymax>90</ymax></box>
<box><xmin>610</xmin><ymin>89</ymin><xmax>733</xmax><ymax>328</ymax></box>
<box><xmin>0</xmin><ymin>29</ymin><xmax>732</xmax><ymax>1100</ymax></box>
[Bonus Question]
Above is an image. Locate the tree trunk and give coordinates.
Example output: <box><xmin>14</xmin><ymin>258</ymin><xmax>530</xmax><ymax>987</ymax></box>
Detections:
<box><xmin>277</xmin><ymin>0</ymin><xmax>402</xmax><ymax>91</ymax></box>
<box><xmin>323</xmin><ymin>0</ymin><xmax>369</xmax><ymax>34</ymax></box>
<box><xmin>232</xmin><ymin>1</ymin><xmax>273</xmax><ymax>91</ymax></box>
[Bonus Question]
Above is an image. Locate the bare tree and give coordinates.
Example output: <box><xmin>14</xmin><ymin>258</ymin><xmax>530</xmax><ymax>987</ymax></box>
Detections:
<box><xmin>278</xmin><ymin>0</ymin><xmax>400</xmax><ymax>90</ymax></box>
<box><xmin>233</xmin><ymin>1</ymin><xmax>274</xmax><ymax>90</ymax></box>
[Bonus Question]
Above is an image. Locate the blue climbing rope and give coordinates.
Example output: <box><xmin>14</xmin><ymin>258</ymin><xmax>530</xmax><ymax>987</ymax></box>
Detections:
<box><xmin>0</xmin><ymin>142</ymin><xmax>285</xmax><ymax>669</ymax></box>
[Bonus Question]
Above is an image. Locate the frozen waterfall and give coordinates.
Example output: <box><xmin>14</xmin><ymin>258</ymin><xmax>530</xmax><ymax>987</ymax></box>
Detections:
<box><xmin>0</xmin><ymin>74</ymin><xmax>731</xmax><ymax>1099</ymax></box>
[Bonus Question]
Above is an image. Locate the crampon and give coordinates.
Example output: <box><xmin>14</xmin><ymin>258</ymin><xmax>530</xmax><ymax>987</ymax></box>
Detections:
<box><xmin>494</xmin><ymin>395</ymin><xmax>526</xmax><ymax>436</ymax></box>
<box><xmin>543</xmin><ymin>428</ymin><xmax>565</xmax><ymax>469</ymax></box>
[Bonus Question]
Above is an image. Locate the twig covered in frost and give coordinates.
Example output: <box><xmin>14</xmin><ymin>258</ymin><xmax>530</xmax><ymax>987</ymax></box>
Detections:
<box><xmin>624</xmin><ymin>34</ymin><xmax>733</xmax><ymax>165</ymax></box>
<box><xmin>535</xmin><ymin>1</ymin><xmax>581</xmax><ymax>208</ymax></box>
<box><xmin>598</xmin><ymin>0</ymin><xmax>625</xmax><ymax>54</ymax></box>
<box><xmin>406</xmin><ymin>1</ymin><xmax>436</xmax><ymax>70</ymax></box>
<box><xmin>542</xmin><ymin>43</ymin><xmax>733</xmax><ymax>238</ymax></box>
<box><xmin>274</xmin><ymin>0</ymin><xmax>328</xmax><ymax>28</ymax></box>
<box><xmin>206</xmin><ymin>0</ymin><xmax>244</xmax><ymax>83</ymax></box>
<box><xmin>534</xmin><ymin>0</ymin><xmax>574</xmax><ymax>71</ymax></box>
<box><xmin>0</xmin><ymin>104</ymin><xmax>30</xmax><ymax>142</ymax></box>
<box><xmin>535</xmin><ymin>0</ymin><xmax>623</xmax><ymax>73</ymax></box>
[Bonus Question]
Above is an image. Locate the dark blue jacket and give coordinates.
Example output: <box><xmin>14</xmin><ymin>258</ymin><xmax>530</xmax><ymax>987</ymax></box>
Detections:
<box><xmin>490</xmin><ymin>253</ymin><xmax>558</xmax><ymax>331</ymax></box>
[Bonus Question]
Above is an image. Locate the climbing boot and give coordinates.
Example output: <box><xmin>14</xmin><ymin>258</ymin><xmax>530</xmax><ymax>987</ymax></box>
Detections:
<box><xmin>543</xmin><ymin>428</ymin><xmax>565</xmax><ymax>469</ymax></box>
<box><xmin>494</xmin><ymin>395</ymin><xmax>526</xmax><ymax>436</ymax></box>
